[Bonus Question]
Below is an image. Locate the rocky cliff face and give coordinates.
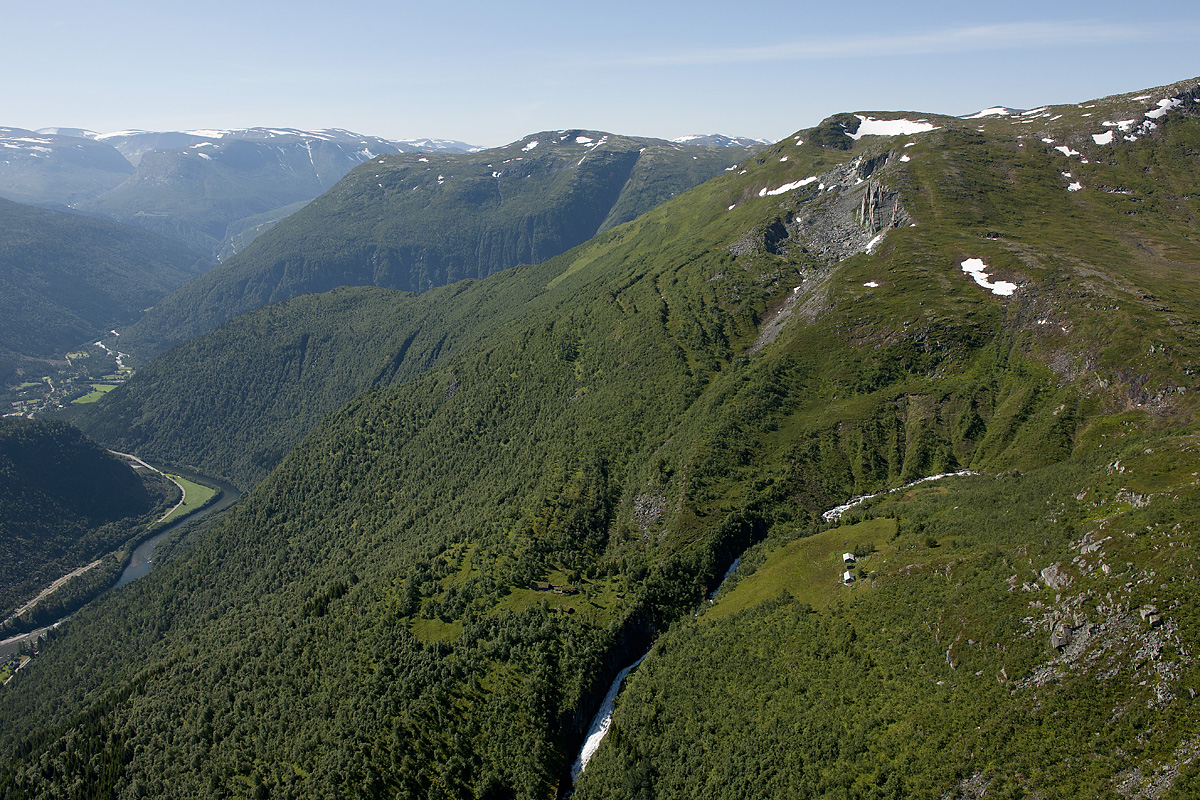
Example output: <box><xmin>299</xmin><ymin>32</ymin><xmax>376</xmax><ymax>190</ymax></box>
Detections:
<box><xmin>729</xmin><ymin>149</ymin><xmax>911</xmax><ymax>263</ymax></box>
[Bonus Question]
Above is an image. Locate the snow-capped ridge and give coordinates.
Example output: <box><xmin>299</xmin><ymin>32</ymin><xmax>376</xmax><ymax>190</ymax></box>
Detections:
<box><xmin>671</xmin><ymin>133</ymin><xmax>773</xmax><ymax>148</ymax></box>
<box><xmin>35</xmin><ymin>127</ymin><xmax>100</xmax><ymax>139</ymax></box>
<box><xmin>961</xmin><ymin>107</ymin><xmax>1022</xmax><ymax>119</ymax></box>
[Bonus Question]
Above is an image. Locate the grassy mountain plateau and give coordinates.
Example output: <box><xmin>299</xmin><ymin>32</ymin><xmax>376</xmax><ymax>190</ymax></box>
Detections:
<box><xmin>4</xmin><ymin>77</ymin><xmax>1200</xmax><ymax>799</ymax></box>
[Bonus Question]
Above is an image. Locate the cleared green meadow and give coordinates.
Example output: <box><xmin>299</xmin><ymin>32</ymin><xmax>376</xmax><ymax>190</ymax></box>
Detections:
<box><xmin>157</xmin><ymin>475</ymin><xmax>218</xmax><ymax>525</ymax></box>
<box><xmin>71</xmin><ymin>384</ymin><xmax>118</xmax><ymax>404</ymax></box>
<box><xmin>705</xmin><ymin>518</ymin><xmax>898</xmax><ymax>619</ymax></box>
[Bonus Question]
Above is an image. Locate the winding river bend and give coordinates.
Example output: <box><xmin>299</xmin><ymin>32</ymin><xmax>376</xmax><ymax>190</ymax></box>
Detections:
<box><xmin>113</xmin><ymin>465</ymin><xmax>242</xmax><ymax>587</ymax></box>
<box><xmin>0</xmin><ymin>463</ymin><xmax>240</xmax><ymax>660</ymax></box>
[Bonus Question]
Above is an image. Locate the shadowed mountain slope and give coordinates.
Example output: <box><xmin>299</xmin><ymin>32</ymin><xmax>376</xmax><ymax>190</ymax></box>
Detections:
<box><xmin>0</xmin><ymin>418</ymin><xmax>173</xmax><ymax>618</ymax></box>
<box><xmin>0</xmin><ymin>197</ymin><xmax>210</xmax><ymax>382</ymax></box>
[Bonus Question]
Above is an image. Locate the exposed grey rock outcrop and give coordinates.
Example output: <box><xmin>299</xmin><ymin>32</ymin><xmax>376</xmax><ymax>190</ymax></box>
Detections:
<box><xmin>729</xmin><ymin>149</ymin><xmax>912</xmax><ymax>263</ymax></box>
<box><xmin>1040</xmin><ymin>562</ymin><xmax>1072</xmax><ymax>590</ymax></box>
<box><xmin>785</xmin><ymin>152</ymin><xmax>911</xmax><ymax>262</ymax></box>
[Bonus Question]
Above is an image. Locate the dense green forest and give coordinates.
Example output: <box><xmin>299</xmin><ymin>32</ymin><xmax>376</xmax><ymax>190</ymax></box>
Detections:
<box><xmin>3</xmin><ymin>79</ymin><xmax>1200</xmax><ymax>798</ymax></box>
<box><xmin>112</xmin><ymin>132</ymin><xmax>762</xmax><ymax>358</ymax></box>
<box><xmin>72</xmin><ymin>278</ymin><xmax>548</xmax><ymax>490</ymax></box>
<box><xmin>0</xmin><ymin>197</ymin><xmax>210</xmax><ymax>383</ymax></box>
<box><xmin>0</xmin><ymin>418</ymin><xmax>176</xmax><ymax>619</ymax></box>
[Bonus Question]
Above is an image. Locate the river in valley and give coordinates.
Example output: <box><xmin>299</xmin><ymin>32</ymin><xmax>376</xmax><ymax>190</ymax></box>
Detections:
<box><xmin>113</xmin><ymin>467</ymin><xmax>242</xmax><ymax>587</ymax></box>
<box><xmin>1</xmin><ymin>464</ymin><xmax>241</xmax><ymax>659</ymax></box>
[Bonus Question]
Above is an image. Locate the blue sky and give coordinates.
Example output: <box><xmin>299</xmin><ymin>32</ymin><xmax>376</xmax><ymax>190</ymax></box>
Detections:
<box><xmin>5</xmin><ymin>0</ymin><xmax>1199</xmax><ymax>147</ymax></box>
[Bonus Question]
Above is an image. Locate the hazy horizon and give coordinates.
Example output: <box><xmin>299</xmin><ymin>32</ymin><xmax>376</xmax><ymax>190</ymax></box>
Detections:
<box><xmin>5</xmin><ymin>0</ymin><xmax>1199</xmax><ymax>148</ymax></box>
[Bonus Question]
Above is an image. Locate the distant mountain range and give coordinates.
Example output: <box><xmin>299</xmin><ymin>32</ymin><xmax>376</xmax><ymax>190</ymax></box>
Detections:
<box><xmin>1</xmin><ymin>126</ymin><xmax>766</xmax><ymax>259</ymax></box>
<box><xmin>0</xmin><ymin>127</ymin><xmax>477</xmax><ymax>258</ymax></box>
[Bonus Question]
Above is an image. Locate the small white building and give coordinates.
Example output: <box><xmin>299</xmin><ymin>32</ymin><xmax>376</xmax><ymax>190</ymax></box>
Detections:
<box><xmin>842</xmin><ymin>552</ymin><xmax>855</xmax><ymax>565</ymax></box>
<box><xmin>843</xmin><ymin>570</ymin><xmax>855</xmax><ymax>584</ymax></box>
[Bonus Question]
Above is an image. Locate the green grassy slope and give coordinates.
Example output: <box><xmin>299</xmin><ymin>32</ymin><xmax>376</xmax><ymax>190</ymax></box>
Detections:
<box><xmin>573</xmin><ymin>77</ymin><xmax>1200</xmax><ymax>799</ymax></box>
<box><xmin>578</xmin><ymin>447</ymin><xmax>1200</xmax><ymax>799</ymax></box>
<box><xmin>3</xmin><ymin>79</ymin><xmax>1200</xmax><ymax>799</ymax></box>
<box><xmin>113</xmin><ymin>132</ymin><xmax>761</xmax><ymax>358</ymax></box>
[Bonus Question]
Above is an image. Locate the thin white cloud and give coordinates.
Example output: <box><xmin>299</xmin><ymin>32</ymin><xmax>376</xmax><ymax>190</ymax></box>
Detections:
<box><xmin>613</xmin><ymin>21</ymin><xmax>1190</xmax><ymax>67</ymax></box>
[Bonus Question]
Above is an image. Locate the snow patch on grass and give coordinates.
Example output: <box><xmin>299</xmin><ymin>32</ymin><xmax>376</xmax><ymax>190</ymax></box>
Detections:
<box><xmin>1146</xmin><ymin>98</ymin><xmax>1183</xmax><ymax>120</ymax></box>
<box><xmin>759</xmin><ymin>176</ymin><xmax>818</xmax><ymax>197</ymax></box>
<box><xmin>822</xmin><ymin>470</ymin><xmax>979</xmax><ymax>522</ymax></box>
<box><xmin>961</xmin><ymin>258</ymin><xmax>1017</xmax><ymax>296</ymax></box>
<box><xmin>962</xmin><ymin>107</ymin><xmax>1012</xmax><ymax>119</ymax></box>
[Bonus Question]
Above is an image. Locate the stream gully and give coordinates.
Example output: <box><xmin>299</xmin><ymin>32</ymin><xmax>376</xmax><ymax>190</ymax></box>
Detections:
<box><xmin>570</xmin><ymin>470</ymin><xmax>979</xmax><ymax>779</ymax></box>
<box><xmin>571</xmin><ymin>652</ymin><xmax>648</xmax><ymax>781</ymax></box>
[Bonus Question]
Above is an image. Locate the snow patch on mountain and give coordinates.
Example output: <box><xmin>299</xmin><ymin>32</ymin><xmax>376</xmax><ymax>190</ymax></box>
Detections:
<box><xmin>670</xmin><ymin>134</ymin><xmax>772</xmax><ymax>148</ymax></box>
<box><xmin>962</xmin><ymin>107</ymin><xmax>1019</xmax><ymax>119</ymax></box>
<box><xmin>848</xmin><ymin>116</ymin><xmax>938</xmax><ymax>140</ymax></box>
<box><xmin>759</xmin><ymin>176</ymin><xmax>818</xmax><ymax>197</ymax></box>
<box><xmin>35</xmin><ymin>127</ymin><xmax>99</xmax><ymax>139</ymax></box>
<box><xmin>961</xmin><ymin>258</ymin><xmax>1017</xmax><ymax>296</ymax></box>
<box><xmin>1145</xmin><ymin>97</ymin><xmax>1183</xmax><ymax>120</ymax></box>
